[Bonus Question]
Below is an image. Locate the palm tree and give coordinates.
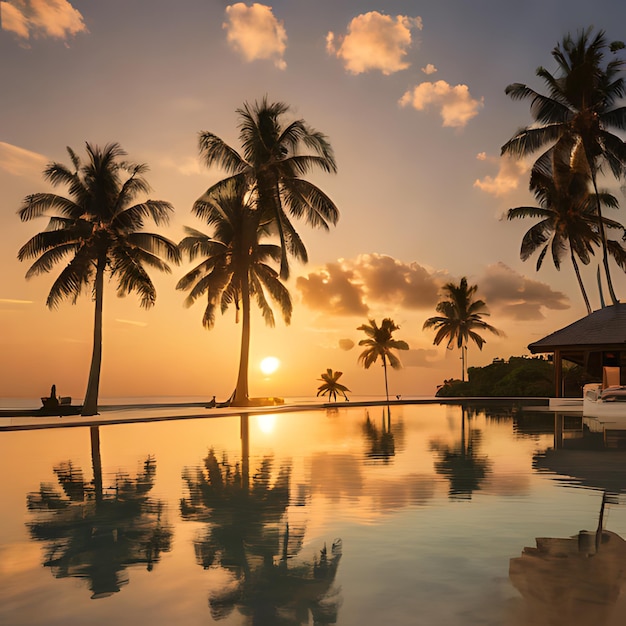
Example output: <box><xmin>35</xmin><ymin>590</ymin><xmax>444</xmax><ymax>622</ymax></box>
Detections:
<box><xmin>357</xmin><ymin>318</ymin><xmax>409</xmax><ymax>402</ymax></box>
<box><xmin>502</xmin><ymin>27</ymin><xmax>626</xmax><ymax>304</ymax></box>
<box><xmin>423</xmin><ymin>278</ymin><xmax>501</xmax><ymax>381</ymax></box>
<box><xmin>176</xmin><ymin>178</ymin><xmax>292</xmax><ymax>406</ymax></box>
<box><xmin>17</xmin><ymin>143</ymin><xmax>180</xmax><ymax>416</ymax></box>
<box><xmin>317</xmin><ymin>369</ymin><xmax>350</xmax><ymax>402</ymax></box>
<box><xmin>508</xmin><ymin>144</ymin><xmax>626</xmax><ymax>314</ymax></box>
<box><xmin>197</xmin><ymin>97</ymin><xmax>339</xmax><ymax>279</ymax></box>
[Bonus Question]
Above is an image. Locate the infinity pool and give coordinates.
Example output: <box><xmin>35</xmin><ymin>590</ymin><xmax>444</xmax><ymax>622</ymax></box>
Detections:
<box><xmin>1</xmin><ymin>402</ymin><xmax>625</xmax><ymax>625</ymax></box>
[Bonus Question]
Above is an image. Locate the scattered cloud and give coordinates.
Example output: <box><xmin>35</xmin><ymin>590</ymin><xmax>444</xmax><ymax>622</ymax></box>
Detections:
<box><xmin>296</xmin><ymin>253</ymin><xmax>440</xmax><ymax>316</ymax></box>
<box><xmin>115</xmin><ymin>318</ymin><xmax>148</xmax><ymax>328</ymax></box>
<box><xmin>474</xmin><ymin>153</ymin><xmax>529</xmax><ymax>196</ymax></box>
<box><xmin>421</xmin><ymin>63</ymin><xmax>437</xmax><ymax>75</ymax></box>
<box><xmin>399</xmin><ymin>80</ymin><xmax>484</xmax><ymax>128</ymax></box>
<box><xmin>478</xmin><ymin>262</ymin><xmax>570</xmax><ymax>321</ymax></box>
<box><xmin>339</xmin><ymin>338</ymin><xmax>355</xmax><ymax>351</ymax></box>
<box><xmin>296</xmin><ymin>261</ymin><xmax>368</xmax><ymax>316</ymax></box>
<box><xmin>158</xmin><ymin>155</ymin><xmax>204</xmax><ymax>177</ymax></box>
<box><xmin>223</xmin><ymin>2</ymin><xmax>287</xmax><ymax>69</ymax></box>
<box><xmin>0</xmin><ymin>298</ymin><xmax>33</xmax><ymax>304</ymax></box>
<box><xmin>1</xmin><ymin>0</ymin><xmax>87</xmax><ymax>41</ymax></box>
<box><xmin>0</xmin><ymin>142</ymin><xmax>47</xmax><ymax>177</ymax></box>
<box><xmin>402</xmin><ymin>348</ymin><xmax>439</xmax><ymax>367</ymax></box>
<box><xmin>327</xmin><ymin>11</ymin><xmax>422</xmax><ymax>75</ymax></box>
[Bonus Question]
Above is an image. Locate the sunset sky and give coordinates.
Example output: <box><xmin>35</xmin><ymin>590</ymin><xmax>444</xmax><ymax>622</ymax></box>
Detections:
<box><xmin>3</xmin><ymin>0</ymin><xmax>626</xmax><ymax>401</ymax></box>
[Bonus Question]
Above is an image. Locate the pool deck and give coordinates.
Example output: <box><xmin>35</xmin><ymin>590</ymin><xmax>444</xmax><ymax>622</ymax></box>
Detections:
<box><xmin>0</xmin><ymin>397</ymin><xmax>553</xmax><ymax>432</ymax></box>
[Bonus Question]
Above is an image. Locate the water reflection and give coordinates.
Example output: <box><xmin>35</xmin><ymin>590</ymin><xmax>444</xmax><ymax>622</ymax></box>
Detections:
<box><xmin>430</xmin><ymin>407</ymin><xmax>491</xmax><ymax>499</ymax></box>
<box><xmin>181</xmin><ymin>415</ymin><xmax>342</xmax><ymax>623</ymax></box>
<box><xmin>362</xmin><ymin>408</ymin><xmax>395</xmax><ymax>463</ymax></box>
<box><xmin>510</xmin><ymin>493</ymin><xmax>626</xmax><ymax>626</ymax></box>
<box><xmin>26</xmin><ymin>427</ymin><xmax>172</xmax><ymax>598</ymax></box>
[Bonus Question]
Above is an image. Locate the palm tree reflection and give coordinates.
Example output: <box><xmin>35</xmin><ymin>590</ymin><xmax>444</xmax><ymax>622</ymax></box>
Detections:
<box><xmin>181</xmin><ymin>441</ymin><xmax>342</xmax><ymax>623</ymax></box>
<box><xmin>362</xmin><ymin>409</ymin><xmax>396</xmax><ymax>463</ymax></box>
<box><xmin>430</xmin><ymin>408</ymin><xmax>491</xmax><ymax>499</ymax></box>
<box><xmin>26</xmin><ymin>432</ymin><xmax>172</xmax><ymax>598</ymax></box>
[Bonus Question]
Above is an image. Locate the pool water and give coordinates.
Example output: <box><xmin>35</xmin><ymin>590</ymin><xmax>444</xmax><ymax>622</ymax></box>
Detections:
<box><xmin>1</xmin><ymin>403</ymin><xmax>625</xmax><ymax>626</ymax></box>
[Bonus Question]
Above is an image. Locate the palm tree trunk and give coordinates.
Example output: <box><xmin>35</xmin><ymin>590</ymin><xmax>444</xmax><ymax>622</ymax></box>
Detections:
<box><xmin>382</xmin><ymin>356</ymin><xmax>390</xmax><ymax>403</ymax></box>
<box><xmin>570</xmin><ymin>249</ymin><xmax>592</xmax><ymax>314</ymax></box>
<box><xmin>591</xmin><ymin>169</ymin><xmax>619</xmax><ymax>305</ymax></box>
<box><xmin>82</xmin><ymin>256</ymin><xmax>105</xmax><ymax>416</ymax></box>
<box><xmin>232</xmin><ymin>281</ymin><xmax>251</xmax><ymax>406</ymax></box>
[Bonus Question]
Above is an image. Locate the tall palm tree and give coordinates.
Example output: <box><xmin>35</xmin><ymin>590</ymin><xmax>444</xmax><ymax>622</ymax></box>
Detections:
<box><xmin>176</xmin><ymin>178</ymin><xmax>292</xmax><ymax>406</ymax></box>
<box><xmin>317</xmin><ymin>368</ymin><xmax>350</xmax><ymax>402</ymax></box>
<box><xmin>508</xmin><ymin>144</ymin><xmax>626</xmax><ymax>314</ymax></box>
<box><xmin>357</xmin><ymin>318</ymin><xmax>409</xmax><ymax>403</ymax></box>
<box><xmin>197</xmin><ymin>97</ymin><xmax>339</xmax><ymax>279</ymax></box>
<box><xmin>502</xmin><ymin>27</ymin><xmax>626</xmax><ymax>304</ymax></box>
<box><xmin>423</xmin><ymin>278</ymin><xmax>501</xmax><ymax>381</ymax></box>
<box><xmin>17</xmin><ymin>143</ymin><xmax>180</xmax><ymax>416</ymax></box>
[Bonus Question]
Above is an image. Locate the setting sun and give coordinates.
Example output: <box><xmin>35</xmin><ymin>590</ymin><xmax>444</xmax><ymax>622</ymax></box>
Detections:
<box><xmin>260</xmin><ymin>356</ymin><xmax>280</xmax><ymax>376</ymax></box>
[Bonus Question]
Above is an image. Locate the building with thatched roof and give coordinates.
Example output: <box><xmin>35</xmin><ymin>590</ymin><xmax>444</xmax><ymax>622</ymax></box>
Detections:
<box><xmin>528</xmin><ymin>304</ymin><xmax>626</xmax><ymax>397</ymax></box>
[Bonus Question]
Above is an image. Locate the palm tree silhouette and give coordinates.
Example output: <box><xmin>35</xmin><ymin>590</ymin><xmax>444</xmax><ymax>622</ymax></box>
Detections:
<box><xmin>502</xmin><ymin>28</ymin><xmax>626</xmax><ymax>304</ymax></box>
<box><xmin>508</xmin><ymin>143</ymin><xmax>626</xmax><ymax>314</ymax></box>
<box><xmin>317</xmin><ymin>369</ymin><xmax>350</xmax><ymax>402</ymax></box>
<box><xmin>423</xmin><ymin>278</ymin><xmax>501</xmax><ymax>381</ymax></box>
<box><xmin>177</xmin><ymin>178</ymin><xmax>292</xmax><ymax>406</ymax></box>
<box><xmin>196</xmin><ymin>97</ymin><xmax>339</xmax><ymax>280</ymax></box>
<box><xmin>357</xmin><ymin>318</ymin><xmax>409</xmax><ymax>403</ymax></box>
<box><xmin>180</xmin><ymin>449</ymin><xmax>342</xmax><ymax>623</ymax></box>
<box><xmin>27</xmin><ymin>450</ymin><xmax>172</xmax><ymax>598</ymax></box>
<box><xmin>17</xmin><ymin>142</ymin><xmax>180</xmax><ymax>415</ymax></box>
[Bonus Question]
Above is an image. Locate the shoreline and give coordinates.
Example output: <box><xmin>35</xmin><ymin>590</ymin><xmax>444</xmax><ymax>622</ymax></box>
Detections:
<box><xmin>0</xmin><ymin>396</ymin><xmax>551</xmax><ymax>432</ymax></box>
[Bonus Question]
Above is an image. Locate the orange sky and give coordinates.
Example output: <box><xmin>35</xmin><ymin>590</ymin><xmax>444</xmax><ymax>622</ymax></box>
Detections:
<box><xmin>3</xmin><ymin>1</ymin><xmax>626</xmax><ymax>400</ymax></box>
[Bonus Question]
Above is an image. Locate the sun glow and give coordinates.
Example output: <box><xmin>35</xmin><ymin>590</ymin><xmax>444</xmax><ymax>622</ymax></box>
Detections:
<box><xmin>256</xmin><ymin>413</ymin><xmax>277</xmax><ymax>434</ymax></box>
<box><xmin>260</xmin><ymin>356</ymin><xmax>280</xmax><ymax>376</ymax></box>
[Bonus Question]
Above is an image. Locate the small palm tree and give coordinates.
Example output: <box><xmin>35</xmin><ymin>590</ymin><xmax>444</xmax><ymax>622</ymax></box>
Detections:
<box><xmin>176</xmin><ymin>178</ymin><xmax>292</xmax><ymax>406</ymax></box>
<box><xmin>423</xmin><ymin>278</ymin><xmax>501</xmax><ymax>381</ymax></box>
<box><xmin>317</xmin><ymin>369</ymin><xmax>350</xmax><ymax>402</ymax></box>
<box><xmin>357</xmin><ymin>318</ymin><xmax>409</xmax><ymax>402</ymax></box>
<box><xmin>197</xmin><ymin>97</ymin><xmax>339</xmax><ymax>279</ymax></box>
<box><xmin>17</xmin><ymin>143</ymin><xmax>180</xmax><ymax>416</ymax></box>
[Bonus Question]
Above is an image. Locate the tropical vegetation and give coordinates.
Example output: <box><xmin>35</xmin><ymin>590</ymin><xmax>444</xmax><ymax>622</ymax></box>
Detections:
<box><xmin>17</xmin><ymin>142</ymin><xmax>180</xmax><ymax>416</ymax></box>
<box><xmin>502</xmin><ymin>27</ymin><xmax>626</xmax><ymax>305</ymax></box>
<box><xmin>176</xmin><ymin>178</ymin><xmax>292</xmax><ymax>406</ymax></box>
<box><xmin>423</xmin><ymin>278</ymin><xmax>502</xmax><ymax>381</ymax></box>
<box><xmin>316</xmin><ymin>368</ymin><xmax>350</xmax><ymax>402</ymax></box>
<box><xmin>357</xmin><ymin>318</ymin><xmax>409</xmax><ymax>402</ymax></box>
<box><xmin>183</xmin><ymin>98</ymin><xmax>339</xmax><ymax>405</ymax></box>
<box><xmin>435</xmin><ymin>356</ymin><xmax>555</xmax><ymax>397</ymax></box>
<box><xmin>507</xmin><ymin>143</ymin><xmax>626</xmax><ymax>314</ymax></box>
<box><xmin>196</xmin><ymin>97</ymin><xmax>339</xmax><ymax>280</ymax></box>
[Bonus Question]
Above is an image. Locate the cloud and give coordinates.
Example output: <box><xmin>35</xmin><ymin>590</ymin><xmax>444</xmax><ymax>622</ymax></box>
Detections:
<box><xmin>478</xmin><ymin>262</ymin><xmax>570</xmax><ymax>321</ymax></box>
<box><xmin>339</xmin><ymin>338</ymin><xmax>355</xmax><ymax>351</ymax></box>
<box><xmin>115</xmin><ymin>319</ymin><xmax>148</xmax><ymax>328</ymax></box>
<box><xmin>399</xmin><ymin>80</ymin><xmax>484</xmax><ymax>128</ymax></box>
<box><xmin>0</xmin><ymin>142</ymin><xmax>47</xmax><ymax>176</ymax></box>
<box><xmin>1</xmin><ymin>0</ymin><xmax>87</xmax><ymax>41</ymax></box>
<box><xmin>0</xmin><ymin>298</ymin><xmax>33</xmax><ymax>304</ymax></box>
<box><xmin>402</xmin><ymin>348</ymin><xmax>438</xmax><ymax>367</ymax></box>
<box><xmin>474</xmin><ymin>154</ymin><xmax>529</xmax><ymax>196</ymax></box>
<box><xmin>421</xmin><ymin>63</ymin><xmax>437</xmax><ymax>75</ymax></box>
<box><xmin>327</xmin><ymin>11</ymin><xmax>422</xmax><ymax>75</ymax></box>
<box><xmin>296</xmin><ymin>253</ymin><xmax>440</xmax><ymax>316</ymax></box>
<box><xmin>223</xmin><ymin>3</ymin><xmax>287</xmax><ymax>69</ymax></box>
<box><xmin>296</xmin><ymin>261</ymin><xmax>368</xmax><ymax>316</ymax></box>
